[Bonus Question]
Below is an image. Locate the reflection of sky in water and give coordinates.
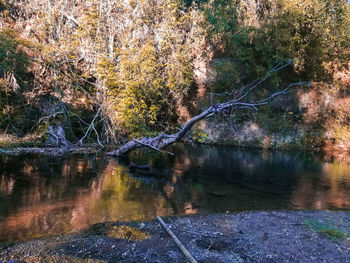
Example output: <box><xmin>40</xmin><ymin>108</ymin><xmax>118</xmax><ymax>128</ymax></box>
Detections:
<box><xmin>1</xmin><ymin>145</ymin><xmax>350</xmax><ymax>242</ymax></box>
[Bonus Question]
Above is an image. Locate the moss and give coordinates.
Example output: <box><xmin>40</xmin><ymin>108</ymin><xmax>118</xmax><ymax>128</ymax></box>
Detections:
<box><xmin>320</xmin><ymin>229</ymin><xmax>348</xmax><ymax>240</ymax></box>
<box><xmin>105</xmin><ymin>225</ymin><xmax>150</xmax><ymax>241</ymax></box>
<box><xmin>304</xmin><ymin>218</ymin><xmax>348</xmax><ymax>241</ymax></box>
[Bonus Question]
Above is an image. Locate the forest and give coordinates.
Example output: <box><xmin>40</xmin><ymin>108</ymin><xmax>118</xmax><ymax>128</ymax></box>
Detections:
<box><xmin>0</xmin><ymin>0</ymin><xmax>349</xmax><ymax>150</ymax></box>
<box><xmin>2</xmin><ymin>1</ymin><xmax>350</xmax><ymax>262</ymax></box>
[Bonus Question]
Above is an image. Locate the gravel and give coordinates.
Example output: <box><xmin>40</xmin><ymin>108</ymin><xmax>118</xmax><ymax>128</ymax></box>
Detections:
<box><xmin>1</xmin><ymin>210</ymin><xmax>350</xmax><ymax>263</ymax></box>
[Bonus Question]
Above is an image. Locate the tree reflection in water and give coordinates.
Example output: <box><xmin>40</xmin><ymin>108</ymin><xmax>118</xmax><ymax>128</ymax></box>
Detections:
<box><xmin>1</xmin><ymin>145</ymin><xmax>350</xmax><ymax>242</ymax></box>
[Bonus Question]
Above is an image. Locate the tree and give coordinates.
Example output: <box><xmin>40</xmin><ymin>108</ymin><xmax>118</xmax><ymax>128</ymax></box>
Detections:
<box><xmin>0</xmin><ymin>0</ymin><xmax>348</xmax><ymax>146</ymax></box>
<box><xmin>0</xmin><ymin>29</ymin><xmax>33</xmax><ymax>134</ymax></box>
<box><xmin>202</xmin><ymin>0</ymin><xmax>350</xmax><ymax>85</ymax></box>
<box><xmin>107</xmin><ymin>61</ymin><xmax>309</xmax><ymax>156</ymax></box>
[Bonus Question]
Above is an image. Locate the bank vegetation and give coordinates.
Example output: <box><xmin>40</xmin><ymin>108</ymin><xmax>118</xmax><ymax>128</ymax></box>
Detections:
<box><xmin>0</xmin><ymin>0</ymin><xmax>349</xmax><ymax>150</ymax></box>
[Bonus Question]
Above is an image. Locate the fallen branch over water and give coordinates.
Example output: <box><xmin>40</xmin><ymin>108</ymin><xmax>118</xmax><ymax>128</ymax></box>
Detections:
<box><xmin>107</xmin><ymin>61</ymin><xmax>309</xmax><ymax>156</ymax></box>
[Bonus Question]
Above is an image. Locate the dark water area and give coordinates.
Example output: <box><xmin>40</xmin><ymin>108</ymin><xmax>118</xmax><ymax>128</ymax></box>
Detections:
<box><xmin>1</xmin><ymin>144</ymin><xmax>350</xmax><ymax>242</ymax></box>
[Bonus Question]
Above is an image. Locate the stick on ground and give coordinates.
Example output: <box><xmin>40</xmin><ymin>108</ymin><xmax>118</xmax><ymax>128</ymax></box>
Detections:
<box><xmin>157</xmin><ymin>216</ymin><xmax>198</xmax><ymax>263</ymax></box>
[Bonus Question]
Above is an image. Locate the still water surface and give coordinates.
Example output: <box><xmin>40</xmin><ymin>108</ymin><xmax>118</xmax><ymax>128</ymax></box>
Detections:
<box><xmin>1</xmin><ymin>144</ymin><xmax>350</xmax><ymax>242</ymax></box>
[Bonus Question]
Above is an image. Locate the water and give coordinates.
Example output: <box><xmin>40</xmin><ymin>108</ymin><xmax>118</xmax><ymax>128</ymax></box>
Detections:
<box><xmin>1</xmin><ymin>144</ymin><xmax>350</xmax><ymax>242</ymax></box>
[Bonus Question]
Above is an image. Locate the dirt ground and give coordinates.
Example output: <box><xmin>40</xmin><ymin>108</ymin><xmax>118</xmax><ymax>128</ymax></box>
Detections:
<box><xmin>1</xmin><ymin>210</ymin><xmax>350</xmax><ymax>263</ymax></box>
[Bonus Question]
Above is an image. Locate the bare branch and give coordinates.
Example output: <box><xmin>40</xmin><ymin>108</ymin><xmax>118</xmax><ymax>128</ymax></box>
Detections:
<box><xmin>210</xmin><ymin>60</ymin><xmax>294</xmax><ymax>105</ymax></box>
<box><xmin>77</xmin><ymin>107</ymin><xmax>102</xmax><ymax>146</ymax></box>
<box><xmin>92</xmin><ymin>125</ymin><xmax>104</xmax><ymax>148</ymax></box>
<box><xmin>234</xmin><ymin>60</ymin><xmax>293</xmax><ymax>103</ymax></box>
<box><xmin>65</xmin><ymin>14</ymin><xmax>79</xmax><ymax>27</ymax></box>
<box><xmin>107</xmin><ymin>63</ymin><xmax>308</xmax><ymax>156</ymax></box>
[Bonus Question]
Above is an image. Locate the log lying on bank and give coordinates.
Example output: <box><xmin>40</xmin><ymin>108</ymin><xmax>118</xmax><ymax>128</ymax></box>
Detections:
<box><xmin>107</xmin><ymin>61</ymin><xmax>309</xmax><ymax>157</ymax></box>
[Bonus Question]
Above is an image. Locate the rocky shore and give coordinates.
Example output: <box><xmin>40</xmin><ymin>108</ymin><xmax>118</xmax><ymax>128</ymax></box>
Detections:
<box><xmin>1</xmin><ymin>211</ymin><xmax>350</xmax><ymax>263</ymax></box>
<box><xmin>0</xmin><ymin>147</ymin><xmax>99</xmax><ymax>156</ymax></box>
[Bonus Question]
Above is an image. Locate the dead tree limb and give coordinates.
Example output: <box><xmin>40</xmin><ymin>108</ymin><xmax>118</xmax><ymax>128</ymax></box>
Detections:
<box><xmin>77</xmin><ymin>107</ymin><xmax>102</xmax><ymax>146</ymax></box>
<box><xmin>29</xmin><ymin>111</ymin><xmax>64</xmax><ymax>134</ymax></box>
<box><xmin>91</xmin><ymin>125</ymin><xmax>104</xmax><ymax>148</ymax></box>
<box><xmin>107</xmin><ymin>62</ymin><xmax>310</xmax><ymax>156</ymax></box>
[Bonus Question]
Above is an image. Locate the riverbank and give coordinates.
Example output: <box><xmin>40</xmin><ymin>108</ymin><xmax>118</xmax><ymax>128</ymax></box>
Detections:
<box><xmin>0</xmin><ymin>140</ymin><xmax>349</xmax><ymax>158</ymax></box>
<box><xmin>0</xmin><ymin>135</ymin><xmax>101</xmax><ymax>156</ymax></box>
<box><xmin>0</xmin><ymin>129</ymin><xmax>349</xmax><ymax>158</ymax></box>
<box><xmin>1</xmin><ymin>211</ymin><xmax>350</xmax><ymax>263</ymax></box>
<box><xmin>0</xmin><ymin>147</ymin><xmax>99</xmax><ymax>156</ymax></box>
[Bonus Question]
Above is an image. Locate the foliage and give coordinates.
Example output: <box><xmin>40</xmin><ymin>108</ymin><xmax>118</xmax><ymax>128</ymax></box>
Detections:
<box><xmin>0</xmin><ymin>30</ymin><xmax>30</xmax><ymax>85</ymax></box>
<box><xmin>0</xmin><ymin>0</ymin><xmax>7</xmax><ymax>13</ymax></box>
<box><xmin>12</xmin><ymin>0</ymin><xmax>207</xmax><ymax>139</ymax></box>
<box><xmin>203</xmin><ymin>0</ymin><xmax>350</xmax><ymax>89</ymax></box>
<box><xmin>0</xmin><ymin>29</ymin><xmax>34</xmax><ymax>133</ymax></box>
<box><xmin>273</xmin><ymin>0</ymin><xmax>350</xmax><ymax>80</ymax></box>
<box><xmin>0</xmin><ymin>0</ymin><xmax>349</xmax><ymax>143</ymax></box>
<box><xmin>93</xmin><ymin>0</ymin><xmax>204</xmax><ymax>137</ymax></box>
<box><xmin>192</xmin><ymin>130</ymin><xmax>208</xmax><ymax>143</ymax></box>
<box><xmin>304</xmin><ymin>218</ymin><xmax>349</xmax><ymax>241</ymax></box>
<box><xmin>211</xmin><ymin>59</ymin><xmax>240</xmax><ymax>93</ymax></box>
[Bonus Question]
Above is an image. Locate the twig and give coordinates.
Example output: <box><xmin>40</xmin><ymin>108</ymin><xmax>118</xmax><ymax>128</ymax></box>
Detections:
<box><xmin>157</xmin><ymin>216</ymin><xmax>198</xmax><ymax>263</ymax></box>
<box><xmin>92</xmin><ymin>125</ymin><xmax>104</xmax><ymax>148</ymax></box>
<box><xmin>77</xmin><ymin>107</ymin><xmax>102</xmax><ymax>146</ymax></box>
<box><xmin>73</xmin><ymin>107</ymin><xmax>104</xmax><ymax>148</ymax></box>
<box><xmin>233</xmin><ymin>60</ymin><xmax>293</xmax><ymax>103</ymax></box>
<box><xmin>206</xmin><ymin>236</ymin><xmax>217</xmax><ymax>251</ymax></box>
<box><xmin>30</xmin><ymin>111</ymin><xmax>64</xmax><ymax>132</ymax></box>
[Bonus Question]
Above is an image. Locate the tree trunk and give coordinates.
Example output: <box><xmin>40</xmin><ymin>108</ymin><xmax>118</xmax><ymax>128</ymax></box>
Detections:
<box><xmin>46</xmin><ymin>123</ymin><xmax>69</xmax><ymax>149</ymax></box>
<box><xmin>106</xmin><ymin>62</ymin><xmax>309</xmax><ymax>157</ymax></box>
